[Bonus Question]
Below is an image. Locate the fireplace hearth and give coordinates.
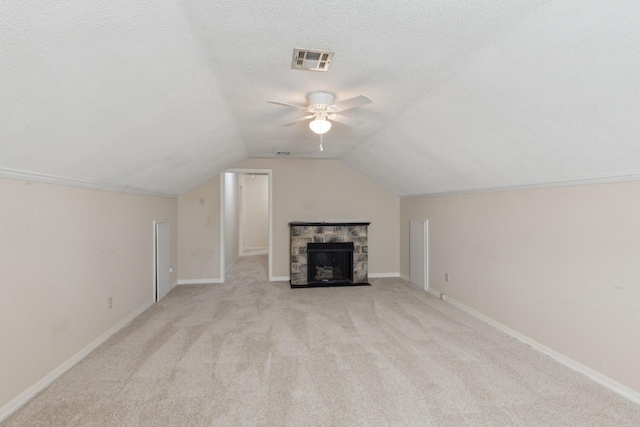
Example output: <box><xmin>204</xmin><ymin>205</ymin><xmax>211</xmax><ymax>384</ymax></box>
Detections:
<box><xmin>289</xmin><ymin>222</ymin><xmax>370</xmax><ymax>288</ymax></box>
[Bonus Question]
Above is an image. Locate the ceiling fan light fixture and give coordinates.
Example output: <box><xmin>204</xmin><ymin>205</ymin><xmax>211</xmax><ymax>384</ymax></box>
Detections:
<box><xmin>309</xmin><ymin>118</ymin><xmax>331</xmax><ymax>134</ymax></box>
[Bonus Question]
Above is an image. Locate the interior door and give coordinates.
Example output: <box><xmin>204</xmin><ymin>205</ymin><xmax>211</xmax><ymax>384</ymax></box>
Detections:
<box><xmin>156</xmin><ymin>221</ymin><xmax>171</xmax><ymax>301</ymax></box>
<box><xmin>410</xmin><ymin>219</ymin><xmax>428</xmax><ymax>291</ymax></box>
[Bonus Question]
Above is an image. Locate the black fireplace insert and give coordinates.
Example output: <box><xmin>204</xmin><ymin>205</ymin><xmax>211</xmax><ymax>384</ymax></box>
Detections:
<box><xmin>307</xmin><ymin>242</ymin><xmax>354</xmax><ymax>285</ymax></box>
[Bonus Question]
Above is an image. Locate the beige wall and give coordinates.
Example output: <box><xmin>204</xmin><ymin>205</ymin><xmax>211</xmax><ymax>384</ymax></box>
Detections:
<box><xmin>236</xmin><ymin>158</ymin><xmax>400</xmax><ymax>278</ymax></box>
<box><xmin>0</xmin><ymin>177</ymin><xmax>177</xmax><ymax>412</ymax></box>
<box><xmin>223</xmin><ymin>173</ymin><xmax>240</xmax><ymax>272</ymax></box>
<box><xmin>400</xmin><ymin>180</ymin><xmax>640</xmax><ymax>393</ymax></box>
<box><xmin>241</xmin><ymin>174</ymin><xmax>269</xmax><ymax>250</ymax></box>
<box><xmin>176</xmin><ymin>158</ymin><xmax>400</xmax><ymax>280</ymax></box>
<box><xmin>177</xmin><ymin>176</ymin><xmax>221</xmax><ymax>281</ymax></box>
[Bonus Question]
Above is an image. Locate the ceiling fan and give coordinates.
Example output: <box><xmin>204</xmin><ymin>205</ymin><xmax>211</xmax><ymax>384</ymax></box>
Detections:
<box><xmin>267</xmin><ymin>92</ymin><xmax>372</xmax><ymax>135</ymax></box>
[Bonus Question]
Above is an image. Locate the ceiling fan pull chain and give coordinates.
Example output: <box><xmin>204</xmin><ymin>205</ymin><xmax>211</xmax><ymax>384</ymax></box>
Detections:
<box><xmin>319</xmin><ymin>133</ymin><xmax>323</xmax><ymax>151</ymax></box>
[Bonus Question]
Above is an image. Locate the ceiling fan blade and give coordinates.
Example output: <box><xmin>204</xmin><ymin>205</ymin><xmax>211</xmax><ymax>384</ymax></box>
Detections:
<box><xmin>329</xmin><ymin>114</ymin><xmax>364</xmax><ymax>127</ymax></box>
<box><xmin>267</xmin><ymin>101</ymin><xmax>308</xmax><ymax>111</ymax></box>
<box><xmin>330</xmin><ymin>95</ymin><xmax>372</xmax><ymax>112</ymax></box>
<box><xmin>282</xmin><ymin>115</ymin><xmax>315</xmax><ymax>126</ymax></box>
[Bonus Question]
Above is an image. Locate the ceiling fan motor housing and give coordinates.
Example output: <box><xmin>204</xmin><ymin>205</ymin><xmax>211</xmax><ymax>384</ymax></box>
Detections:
<box><xmin>307</xmin><ymin>92</ymin><xmax>335</xmax><ymax>111</ymax></box>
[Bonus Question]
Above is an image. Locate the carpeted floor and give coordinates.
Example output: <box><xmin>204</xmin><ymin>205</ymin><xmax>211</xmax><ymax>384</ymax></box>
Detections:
<box><xmin>3</xmin><ymin>254</ymin><xmax>640</xmax><ymax>426</ymax></box>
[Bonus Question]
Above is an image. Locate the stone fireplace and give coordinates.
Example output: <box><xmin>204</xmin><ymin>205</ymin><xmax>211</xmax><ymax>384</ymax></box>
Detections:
<box><xmin>289</xmin><ymin>222</ymin><xmax>370</xmax><ymax>288</ymax></box>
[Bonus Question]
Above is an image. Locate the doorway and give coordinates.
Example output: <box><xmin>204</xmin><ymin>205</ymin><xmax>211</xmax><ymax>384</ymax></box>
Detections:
<box><xmin>154</xmin><ymin>220</ymin><xmax>171</xmax><ymax>301</ymax></box>
<box><xmin>410</xmin><ymin>219</ymin><xmax>428</xmax><ymax>291</ymax></box>
<box><xmin>240</xmin><ymin>172</ymin><xmax>269</xmax><ymax>256</ymax></box>
<box><xmin>220</xmin><ymin>168</ymin><xmax>273</xmax><ymax>281</ymax></box>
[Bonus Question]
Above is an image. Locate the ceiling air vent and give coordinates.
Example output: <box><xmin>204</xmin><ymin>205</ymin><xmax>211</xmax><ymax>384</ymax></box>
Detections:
<box><xmin>291</xmin><ymin>49</ymin><xmax>334</xmax><ymax>72</ymax></box>
<box><xmin>276</xmin><ymin>151</ymin><xmax>290</xmax><ymax>156</ymax></box>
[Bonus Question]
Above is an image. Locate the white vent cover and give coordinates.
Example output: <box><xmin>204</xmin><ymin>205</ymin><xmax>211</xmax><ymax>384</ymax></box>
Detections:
<box><xmin>291</xmin><ymin>49</ymin><xmax>334</xmax><ymax>72</ymax></box>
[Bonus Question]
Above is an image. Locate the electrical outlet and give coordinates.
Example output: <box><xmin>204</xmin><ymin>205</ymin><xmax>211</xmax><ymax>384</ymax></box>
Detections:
<box><xmin>169</xmin><ymin>266</ymin><xmax>173</xmax><ymax>273</ymax></box>
<box><xmin>445</xmin><ymin>273</ymin><xmax>449</xmax><ymax>283</ymax></box>
<box><xmin>108</xmin><ymin>297</ymin><xmax>113</xmax><ymax>309</ymax></box>
<box><xmin>199</xmin><ymin>197</ymin><xmax>205</xmax><ymax>205</ymax></box>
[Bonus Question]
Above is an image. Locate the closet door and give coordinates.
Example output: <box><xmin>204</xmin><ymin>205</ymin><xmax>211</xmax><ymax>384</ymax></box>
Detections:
<box><xmin>410</xmin><ymin>219</ymin><xmax>428</xmax><ymax>291</ymax></box>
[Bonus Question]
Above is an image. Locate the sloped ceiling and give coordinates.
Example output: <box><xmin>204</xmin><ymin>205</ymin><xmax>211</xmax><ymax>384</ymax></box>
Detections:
<box><xmin>2</xmin><ymin>1</ymin><xmax>640</xmax><ymax>196</ymax></box>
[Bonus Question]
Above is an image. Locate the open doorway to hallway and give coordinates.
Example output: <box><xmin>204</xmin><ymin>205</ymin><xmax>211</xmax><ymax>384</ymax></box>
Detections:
<box><xmin>220</xmin><ymin>169</ymin><xmax>273</xmax><ymax>282</ymax></box>
<box><xmin>240</xmin><ymin>173</ymin><xmax>269</xmax><ymax>256</ymax></box>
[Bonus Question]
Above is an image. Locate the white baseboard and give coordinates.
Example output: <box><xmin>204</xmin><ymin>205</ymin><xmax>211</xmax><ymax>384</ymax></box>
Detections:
<box><xmin>440</xmin><ymin>294</ymin><xmax>640</xmax><ymax>405</ymax></box>
<box><xmin>399</xmin><ymin>274</ymin><xmax>441</xmax><ymax>299</ymax></box>
<box><xmin>269</xmin><ymin>273</ymin><xmax>402</xmax><ymax>282</ymax></box>
<box><xmin>368</xmin><ymin>272</ymin><xmax>400</xmax><ymax>278</ymax></box>
<box><xmin>0</xmin><ymin>300</ymin><xmax>155</xmax><ymax>422</ymax></box>
<box><xmin>177</xmin><ymin>278</ymin><xmax>223</xmax><ymax>285</ymax></box>
<box><xmin>405</xmin><ymin>281</ymin><xmax>441</xmax><ymax>299</ymax></box>
<box><xmin>426</xmin><ymin>287</ymin><xmax>442</xmax><ymax>298</ymax></box>
<box><xmin>271</xmin><ymin>274</ymin><xmax>402</xmax><ymax>282</ymax></box>
<box><xmin>225</xmin><ymin>255</ymin><xmax>239</xmax><ymax>274</ymax></box>
<box><xmin>241</xmin><ymin>248</ymin><xmax>268</xmax><ymax>257</ymax></box>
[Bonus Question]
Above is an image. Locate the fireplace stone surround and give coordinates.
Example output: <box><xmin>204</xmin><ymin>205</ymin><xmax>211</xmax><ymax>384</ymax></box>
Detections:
<box><xmin>289</xmin><ymin>222</ymin><xmax>371</xmax><ymax>288</ymax></box>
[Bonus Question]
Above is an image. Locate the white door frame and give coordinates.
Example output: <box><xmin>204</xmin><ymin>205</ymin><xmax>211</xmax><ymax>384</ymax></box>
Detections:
<box><xmin>410</xmin><ymin>219</ymin><xmax>429</xmax><ymax>291</ymax></box>
<box><xmin>220</xmin><ymin>168</ymin><xmax>273</xmax><ymax>281</ymax></box>
<box><xmin>153</xmin><ymin>220</ymin><xmax>171</xmax><ymax>301</ymax></box>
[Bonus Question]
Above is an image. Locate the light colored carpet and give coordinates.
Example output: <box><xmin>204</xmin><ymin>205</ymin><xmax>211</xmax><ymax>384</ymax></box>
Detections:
<box><xmin>3</xmin><ymin>254</ymin><xmax>640</xmax><ymax>426</ymax></box>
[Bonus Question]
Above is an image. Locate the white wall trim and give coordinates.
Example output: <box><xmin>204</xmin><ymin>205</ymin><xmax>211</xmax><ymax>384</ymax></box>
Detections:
<box><xmin>153</xmin><ymin>219</ymin><xmax>172</xmax><ymax>302</ymax></box>
<box><xmin>405</xmin><ymin>277</ymin><xmax>442</xmax><ymax>299</ymax></box>
<box><xmin>399</xmin><ymin>273</ymin><xmax>410</xmax><ymax>281</ymax></box>
<box><xmin>177</xmin><ymin>278</ymin><xmax>223</xmax><ymax>285</ymax></box>
<box><xmin>225</xmin><ymin>255</ymin><xmax>239</xmax><ymax>274</ymax></box>
<box><xmin>0</xmin><ymin>299</ymin><xmax>154</xmax><ymax>422</ymax></box>
<box><xmin>219</xmin><ymin>175</ymin><xmax>226</xmax><ymax>283</ymax></box>
<box><xmin>440</xmin><ymin>294</ymin><xmax>640</xmax><ymax>405</ymax></box>
<box><xmin>400</xmin><ymin>174</ymin><xmax>640</xmax><ymax>199</ymax></box>
<box><xmin>368</xmin><ymin>272</ymin><xmax>401</xmax><ymax>278</ymax></box>
<box><xmin>0</xmin><ymin>167</ymin><xmax>178</xmax><ymax>198</ymax></box>
<box><xmin>426</xmin><ymin>288</ymin><xmax>442</xmax><ymax>299</ymax></box>
<box><xmin>272</xmin><ymin>274</ymin><xmax>401</xmax><ymax>282</ymax></box>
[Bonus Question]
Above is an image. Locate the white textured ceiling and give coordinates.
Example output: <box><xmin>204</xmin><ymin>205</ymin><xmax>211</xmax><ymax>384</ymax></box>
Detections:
<box><xmin>2</xmin><ymin>1</ymin><xmax>640</xmax><ymax>196</ymax></box>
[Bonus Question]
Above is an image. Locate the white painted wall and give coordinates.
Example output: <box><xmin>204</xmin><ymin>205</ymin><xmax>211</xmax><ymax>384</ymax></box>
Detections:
<box><xmin>0</xmin><ymin>177</ymin><xmax>177</xmax><ymax>414</ymax></box>
<box><xmin>400</xmin><ymin>180</ymin><xmax>640</xmax><ymax>395</ymax></box>
<box><xmin>241</xmin><ymin>174</ymin><xmax>269</xmax><ymax>251</ymax></box>
<box><xmin>223</xmin><ymin>172</ymin><xmax>240</xmax><ymax>272</ymax></box>
<box><xmin>177</xmin><ymin>176</ymin><xmax>220</xmax><ymax>282</ymax></box>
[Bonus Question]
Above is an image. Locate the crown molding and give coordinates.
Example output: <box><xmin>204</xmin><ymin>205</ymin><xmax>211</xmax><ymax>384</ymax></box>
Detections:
<box><xmin>0</xmin><ymin>168</ymin><xmax>178</xmax><ymax>198</ymax></box>
<box><xmin>400</xmin><ymin>173</ymin><xmax>640</xmax><ymax>199</ymax></box>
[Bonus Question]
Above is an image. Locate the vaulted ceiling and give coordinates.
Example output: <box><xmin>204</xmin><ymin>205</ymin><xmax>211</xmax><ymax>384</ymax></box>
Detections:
<box><xmin>2</xmin><ymin>1</ymin><xmax>640</xmax><ymax>196</ymax></box>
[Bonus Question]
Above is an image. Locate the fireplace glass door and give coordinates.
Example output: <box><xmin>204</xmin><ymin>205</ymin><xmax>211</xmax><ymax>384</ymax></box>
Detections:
<box><xmin>307</xmin><ymin>242</ymin><xmax>354</xmax><ymax>285</ymax></box>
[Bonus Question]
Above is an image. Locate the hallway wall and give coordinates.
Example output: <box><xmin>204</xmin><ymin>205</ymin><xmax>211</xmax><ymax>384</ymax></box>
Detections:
<box><xmin>177</xmin><ymin>176</ymin><xmax>221</xmax><ymax>282</ymax></box>
<box><xmin>241</xmin><ymin>173</ymin><xmax>269</xmax><ymax>251</ymax></box>
<box><xmin>223</xmin><ymin>172</ymin><xmax>240</xmax><ymax>272</ymax></box>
